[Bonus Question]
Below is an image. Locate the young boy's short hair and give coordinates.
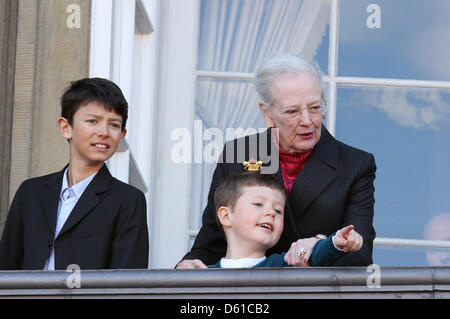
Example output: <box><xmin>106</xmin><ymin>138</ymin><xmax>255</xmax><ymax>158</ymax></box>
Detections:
<box><xmin>61</xmin><ymin>77</ymin><xmax>128</xmax><ymax>130</ymax></box>
<box><xmin>214</xmin><ymin>173</ymin><xmax>286</xmax><ymax>234</ymax></box>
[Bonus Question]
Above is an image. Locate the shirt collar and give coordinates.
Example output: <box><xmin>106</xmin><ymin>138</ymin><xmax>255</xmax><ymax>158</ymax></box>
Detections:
<box><xmin>220</xmin><ymin>256</ymin><xmax>267</xmax><ymax>268</ymax></box>
<box><xmin>60</xmin><ymin>167</ymin><xmax>98</xmax><ymax>201</ymax></box>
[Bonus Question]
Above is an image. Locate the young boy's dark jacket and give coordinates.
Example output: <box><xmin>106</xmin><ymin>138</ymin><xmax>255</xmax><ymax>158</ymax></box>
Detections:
<box><xmin>0</xmin><ymin>164</ymin><xmax>149</xmax><ymax>270</ymax></box>
<box><xmin>208</xmin><ymin>233</ymin><xmax>346</xmax><ymax>268</ymax></box>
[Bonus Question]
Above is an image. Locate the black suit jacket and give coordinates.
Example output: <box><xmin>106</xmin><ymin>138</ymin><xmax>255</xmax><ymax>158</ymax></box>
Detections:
<box><xmin>183</xmin><ymin>125</ymin><xmax>376</xmax><ymax>266</ymax></box>
<box><xmin>0</xmin><ymin>164</ymin><xmax>149</xmax><ymax>270</ymax></box>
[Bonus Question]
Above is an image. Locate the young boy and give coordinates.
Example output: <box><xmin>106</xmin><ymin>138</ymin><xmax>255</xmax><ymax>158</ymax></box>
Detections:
<box><xmin>0</xmin><ymin>78</ymin><xmax>149</xmax><ymax>270</ymax></box>
<box><xmin>209</xmin><ymin>173</ymin><xmax>363</xmax><ymax>268</ymax></box>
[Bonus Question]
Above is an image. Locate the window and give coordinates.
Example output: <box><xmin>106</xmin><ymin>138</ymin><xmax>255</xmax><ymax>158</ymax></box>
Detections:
<box><xmin>336</xmin><ymin>0</ymin><xmax>450</xmax><ymax>266</ymax></box>
<box><xmin>187</xmin><ymin>0</ymin><xmax>450</xmax><ymax>266</ymax></box>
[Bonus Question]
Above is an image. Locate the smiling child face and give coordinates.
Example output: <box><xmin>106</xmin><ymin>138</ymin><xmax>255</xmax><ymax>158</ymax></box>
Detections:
<box><xmin>222</xmin><ymin>185</ymin><xmax>285</xmax><ymax>257</ymax></box>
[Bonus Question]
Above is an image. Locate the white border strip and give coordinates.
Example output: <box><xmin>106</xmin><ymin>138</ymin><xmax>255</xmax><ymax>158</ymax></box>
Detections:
<box><xmin>326</xmin><ymin>0</ymin><xmax>339</xmax><ymax>136</ymax></box>
<box><xmin>89</xmin><ymin>0</ymin><xmax>113</xmax><ymax>78</ymax></box>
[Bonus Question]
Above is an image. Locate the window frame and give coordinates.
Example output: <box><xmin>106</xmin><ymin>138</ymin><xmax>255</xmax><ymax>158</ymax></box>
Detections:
<box><xmin>89</xmin><ymin>0</ymin><xmax>157</xmax><ymax>267</ymax></box>
<box><xmin>189</xmin><ymin>0</ymin><xmax>450</xmax><ymax>253</ymax></box>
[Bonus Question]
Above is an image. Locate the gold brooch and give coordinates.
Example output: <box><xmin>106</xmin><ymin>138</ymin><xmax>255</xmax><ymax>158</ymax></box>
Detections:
<box><xmin>243</xmin><ymin>159</ymin><xmax>263</xmax><ymax>172</ymax></box>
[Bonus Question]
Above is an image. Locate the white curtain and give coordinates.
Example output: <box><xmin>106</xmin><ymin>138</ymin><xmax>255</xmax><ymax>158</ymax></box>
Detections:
<box><xmin>189</xmin><ymin>0</ymin><xmax>331</xmax><ymax>234</ymax></box>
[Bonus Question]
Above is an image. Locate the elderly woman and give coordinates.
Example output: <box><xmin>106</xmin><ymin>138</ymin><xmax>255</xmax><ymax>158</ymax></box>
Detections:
<box><xmin>177</xmin><ymin>53</ymin><xmax>376</xmax><ymax>268</ymax></box>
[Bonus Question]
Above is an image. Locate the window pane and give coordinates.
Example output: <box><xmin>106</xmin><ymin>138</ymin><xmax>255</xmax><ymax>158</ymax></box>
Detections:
<box><xmin>339</xmin><ymin>0</ymin><xmax>450</xmax><ymax>81</ymax></box>
<box><xmin>335</xmin><ymin>86</ymin><xmax>450</xmax><ymax>244</ymax></box>
<box><xmin>374</xmin><ymin>246</ymin><xmax>450</xmax><ymax>267</ymax></box>
<box><xmin>198</xmin><ymin>0</ymin><xmax>330</xmax><ymax>74</ymax></box>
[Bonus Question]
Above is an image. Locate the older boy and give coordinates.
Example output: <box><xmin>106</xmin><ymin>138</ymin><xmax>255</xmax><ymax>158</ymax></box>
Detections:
<box><xmin>0</xmin><ymin>78</ymin><xmax>149</xmax><ymax>270</ymax></box>
<box><xmin>209</xmin><ymin>173</ymin><xmax>362</xmax><ymax>268</ymax></box>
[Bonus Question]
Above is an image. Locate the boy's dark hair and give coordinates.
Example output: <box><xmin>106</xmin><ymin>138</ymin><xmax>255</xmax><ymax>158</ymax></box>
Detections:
<box><xmin>214</xmin><ymin>172</ymin><xmax>286</xmax><ymax>234</ymax></box>
<box><xmin>61</xmin><ymin>77</ymin><xmax>128</xmax><ymax>130</ymax></box>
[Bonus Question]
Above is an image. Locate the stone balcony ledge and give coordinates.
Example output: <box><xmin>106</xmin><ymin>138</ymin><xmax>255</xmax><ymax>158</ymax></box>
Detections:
<box><xmin>0</xmin><ymin>266</ymin><xmax>449</xmax><ymax>298</ymax></box>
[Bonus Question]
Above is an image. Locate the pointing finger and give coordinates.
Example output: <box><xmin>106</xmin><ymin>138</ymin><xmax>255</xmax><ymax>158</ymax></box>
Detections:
<box><xmin>339</xmin><ymin>225</ymin><xmax>354</xmax><ymax>239</ymax></box>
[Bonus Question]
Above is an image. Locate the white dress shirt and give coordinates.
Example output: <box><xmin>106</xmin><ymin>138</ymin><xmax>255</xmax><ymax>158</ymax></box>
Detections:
<box><xmin>43</xmin><ymin>168</ymin><xmax>97</xmax><ymax>270</ymax></box>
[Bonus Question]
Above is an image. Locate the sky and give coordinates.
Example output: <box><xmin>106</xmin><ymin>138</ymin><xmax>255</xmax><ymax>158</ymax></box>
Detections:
<box><xmin>334</xmin><ymin>0</ymin><xmax>450</xmax><ymax>265</ymax></box>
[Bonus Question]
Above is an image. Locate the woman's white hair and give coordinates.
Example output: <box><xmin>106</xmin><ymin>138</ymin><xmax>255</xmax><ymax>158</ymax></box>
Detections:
<box><xmin>254</xmin><ymin>52</ymin><xmax>326</xmax><ymax>106</ymax></box>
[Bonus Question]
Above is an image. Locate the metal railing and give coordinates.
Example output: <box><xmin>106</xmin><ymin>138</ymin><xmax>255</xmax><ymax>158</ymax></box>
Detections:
<box><xmin>374</xmin><ymin>238</ymin><xmax>450</xmax><ymax>249</ymax></box>
<box><xmin>0</xmin><ymin>267</ymin><xmax>449</xmax><ymax>298</ymax></box>
<box><xmin>188</xmin><ymin>229</ymin><xmax>450</xmax><ymax>250</ymax></box>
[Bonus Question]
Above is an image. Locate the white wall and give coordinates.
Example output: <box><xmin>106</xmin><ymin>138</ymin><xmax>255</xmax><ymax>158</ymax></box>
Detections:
<box><xmin>149</xmin><ymin>0</ymin><xmax>198</xmax><ymax>268</ymax></box>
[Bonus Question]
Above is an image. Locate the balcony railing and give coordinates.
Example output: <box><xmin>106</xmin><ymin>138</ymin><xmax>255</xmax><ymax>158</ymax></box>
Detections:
<box><xmin>0</xmin><ymin>266</ymin><xmax>449</xmax><ymax>298</ymax></box>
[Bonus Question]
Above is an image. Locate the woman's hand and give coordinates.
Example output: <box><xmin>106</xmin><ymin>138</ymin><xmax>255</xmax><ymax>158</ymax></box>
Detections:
<box><xmin>284</xmin><ymin>237</ymin><xmax>321</xmax><ymax>266</ymax></box>
<box><xmin>333</xmin><ymin>225</ymin><xmax>363</xmax><ymax>253</ymax></box>
<box><xmin>175</xmin><ymin>259</ymin><xmax>208</xmax><ymax>269</ymax></box>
